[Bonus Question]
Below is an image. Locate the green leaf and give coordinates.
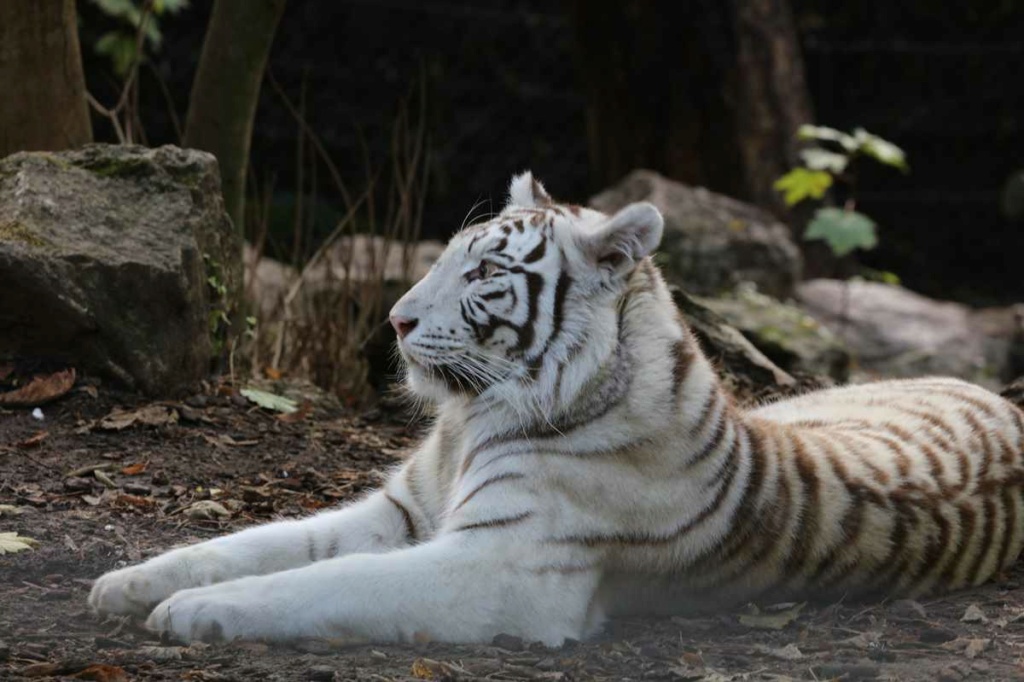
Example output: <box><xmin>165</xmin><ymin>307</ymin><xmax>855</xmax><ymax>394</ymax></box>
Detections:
<box><xmin>773</xmin><ymin>168</ymin><xmax>833</xmax><ymax>206</ymax></box>
<box><xmin>799</xmin><ymin>147</ymin><xmax>849</xmax><ymax>174</ymax></box>
<box><xmin>805</xmin><ymin>208</ymin><xmax>878</xmax><ymax>257</ymax></box>
<box><xmin>94</xmin><ymin>31</ymin><xmax>138</xmax><ymax>76</ymax></box>
<box><xmin>797</xmin><ymin>125</ymin><xmax>857</xmax><ymax>152</ymax></box>
<box><xmin>240</xmin><ymin>388</ymin><xmax>299</xmax><ymax>414</ymax></box>
<box><xmin>0</xmin><ymin>532</ymin><xmax>39</xmax><ymax>555</ymax></box>
<box><xmin>91</xmin><ymin>0</ymin><xmax>138</xmax><ymax>20</ymax></box>
<box><xmin>853</xmin><ymin>128</ymin><xmax>909</xmax><ymax>172</ymax></box>
<box><xmin>154</xmin><ymin>0</ymin><xmax>190</xmax><ymax>14</ymax></box>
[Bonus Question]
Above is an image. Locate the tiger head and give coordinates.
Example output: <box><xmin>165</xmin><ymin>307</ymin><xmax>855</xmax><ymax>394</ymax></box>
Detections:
<box><xmin>391</xmin><ymin>172</ymin><xmax>663</xmax><ymax>404</ymax></box>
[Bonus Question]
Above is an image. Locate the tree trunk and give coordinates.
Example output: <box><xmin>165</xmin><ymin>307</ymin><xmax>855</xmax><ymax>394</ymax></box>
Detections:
<box><xmin>730</xmin><ymin>0</ymin><xmax>814</xmax><ymax>210</ymax></box>
<box><xmin>0</xmin><ymin>0</ymin><xmax>92</xmax><ymax>157</ymax></box>
<box><xmin>566</xmin><ymin>0</ymin><xmax>812</xmax><ymax>212</ymax></box>
<box><xmin>183</xmin><ymin>0</ymin><xmax>287</xmax><ymax>234</ymax></box>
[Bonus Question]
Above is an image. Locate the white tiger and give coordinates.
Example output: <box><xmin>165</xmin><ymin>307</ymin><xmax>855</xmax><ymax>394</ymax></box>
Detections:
<box><xmin>90</xmin><ymin>172</ymin><xmax>1024</xmax><ymax>645</ymax></box>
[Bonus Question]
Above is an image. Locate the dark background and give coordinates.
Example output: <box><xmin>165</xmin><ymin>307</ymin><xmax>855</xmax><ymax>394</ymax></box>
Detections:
<box><xmin>79</xmin><ymin>0</ymin><xmax>1024</xmax><ymax>305</ymax></box>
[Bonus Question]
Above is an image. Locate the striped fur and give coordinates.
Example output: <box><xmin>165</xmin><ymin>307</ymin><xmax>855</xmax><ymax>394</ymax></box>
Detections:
<box><xmin>90</xmin><ymin>172</ymin><xmax>1024</xmax><ymax>646</ymax></box>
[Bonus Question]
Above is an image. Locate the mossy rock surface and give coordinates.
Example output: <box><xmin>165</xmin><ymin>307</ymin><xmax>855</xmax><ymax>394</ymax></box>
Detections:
<box><xmin>697</xmin><ymin>284</ymin><xmax>851</xmax><ymax>382</ymax></box>
<box><xmin>0</xmin><ymin>144</ymin><xmax>240</xmax><ymax>395</ymax></box>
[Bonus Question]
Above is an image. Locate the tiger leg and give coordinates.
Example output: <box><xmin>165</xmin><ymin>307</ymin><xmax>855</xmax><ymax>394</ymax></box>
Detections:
<box><xmin>89</xmin><ymin>485</ymin><xmax>421</xmax><ymax>618</ymax></box>
<box><xmin>144</xmin><ymin>534</ymin><xmax>599</xmax><ymax>645</ymax></box>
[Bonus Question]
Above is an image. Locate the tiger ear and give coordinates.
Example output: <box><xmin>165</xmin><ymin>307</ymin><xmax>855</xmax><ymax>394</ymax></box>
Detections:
<box><xmin>581</xmin><ymin>202</ymin><xmax>664</xmax><ymax>276</ymax></box>
<box><xmin>507</xmin><ymin>171</ymin><xmax>553</xmax><ymax>209</ymax></box>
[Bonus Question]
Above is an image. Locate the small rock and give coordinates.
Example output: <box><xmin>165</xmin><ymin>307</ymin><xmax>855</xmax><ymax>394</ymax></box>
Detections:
<box><xmin>962</xmin><ymin>604</ymin><xmax>988</xmax><ymax>623</ymax></box>
<box><xmin>31</xmin><ymin>408</ymin><xmax>44</xmax><ymax>421</ymax></box>
<box><xmin>492</xmin><ymin>633</ymin><xmax>525</xmax><ymax>652</ymax></box>
<box><xmin>535</xmin><ymin>657</ymin><xmax>556</xmax><ymax>671</ymax></box>
<box><xmin>369</xmin><ymin>650</ymin><xmax>387</xmax><ymax>661</ymax></box>
<box><xmin>63</xmin><ymin>477</ymin><xmax>94</xmax><ymax>492</ymax></box>
<box><xmin>185</xmin><ymin>394</ymin><xmax>208</xmax><ymax>408</ymax></box>
<box><xmin>123</xmin><ymin>483</ymin><xmax>152</xmax><ymax>496</ymax></box>
<box><xmin>306</xmin><ymin>665</ymin><xmax>337</xmax><ymax>682</ymax></box>
<box><xmin>151</xmin><ymin>470</ymin><xmax>169</xmax><ymax>485</ymax></box>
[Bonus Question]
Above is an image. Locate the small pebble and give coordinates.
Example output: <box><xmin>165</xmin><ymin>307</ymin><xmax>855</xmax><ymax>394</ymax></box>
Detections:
<box><xmin>31</xmin><ymin>408</ymin><xmax>43</xmax><ymax>420</ymax></box>
<box><xmin>123</xmin><ymin>483</ymin><xmax>152</xmax><ymax>495</ymax></box>
<box><xmin>185</xmin><ymin>395</ymin><xmax>208</xmax><ymax>408</ymax></box>
<box><xmin>63</xmin><ymin>477</ymin><xmax>94</xmax><ymax>492</ymax></box>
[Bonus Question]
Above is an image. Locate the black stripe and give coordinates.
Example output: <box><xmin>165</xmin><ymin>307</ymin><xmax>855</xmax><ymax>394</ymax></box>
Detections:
<box><xmin>386</xmin><ymin>493</ymin><xmax>418</xmax><ymax>542</ymax></box>
<box><xmin>455</xmin><ymin>511</ymin><xmax>533</xmax><ymax>533</ymax></box>
<box><xmin>522</xmin><ymin>238</ymin><xmax>547</xmax><ymax>263</ymax></box>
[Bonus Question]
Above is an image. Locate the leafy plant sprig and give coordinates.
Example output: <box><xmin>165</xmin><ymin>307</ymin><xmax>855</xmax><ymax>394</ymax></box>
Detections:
<box><xmin>774</xmin><ymin>125</ymin><xmax>909</xmax><ymax>258</ymax></box>
<box><xmin>90</xmin><ymin>0</ymin><xmax>190</xmax><ymax>77</ymax></box>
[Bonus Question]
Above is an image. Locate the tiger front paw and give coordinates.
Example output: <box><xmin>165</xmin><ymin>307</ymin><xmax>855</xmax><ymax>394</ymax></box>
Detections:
<box><xmin>89</xmin><ymin>545</ymin><xmax>229</xmax><ymax>617</ymax></box>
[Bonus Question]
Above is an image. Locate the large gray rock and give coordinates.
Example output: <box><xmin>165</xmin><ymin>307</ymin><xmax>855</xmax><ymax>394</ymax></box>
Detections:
<box><xmin>590</xmin><ymin>170</ymin><xmax>802</xmax><ymax>298</ymax></box>
<box><xmin>697</xmin><ymin>283</ymin><xmax>850</xmax><ymax>382</ymax></box>
<box><xmin>0</xmin><ymin>144</ymin><xmax>239</xmax><ymax>395</ymax></box>
<box><xmin>797</xmin><ymin>279</ymin><xmax>1013</xmax><ymax>388</ymax></box>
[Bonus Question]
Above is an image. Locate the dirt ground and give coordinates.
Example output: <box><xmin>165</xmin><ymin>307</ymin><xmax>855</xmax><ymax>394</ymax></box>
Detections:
<box><xmin>4</xmin><ymin>386</ymin><xmax>1024</xmax><ymax>681</ymax></box>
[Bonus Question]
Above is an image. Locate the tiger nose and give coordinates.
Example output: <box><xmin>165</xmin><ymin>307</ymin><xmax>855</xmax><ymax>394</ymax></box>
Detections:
<box><xmin>390</xmin><ymin>315</ymin><xmax>419</xmax><ymax>339</ymax></box>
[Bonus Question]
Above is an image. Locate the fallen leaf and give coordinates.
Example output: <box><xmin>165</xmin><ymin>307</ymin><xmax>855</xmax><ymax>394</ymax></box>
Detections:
<box><xmin>839</xmin><ymin>631</ymin><xmax>882</xmax><ymax>649</ymax></box>
<box><xmin>184</xmin><ymin>500</ymin><xmax>231</xmax><ymax>520</ymax></box>
<box><xmin>738</xmin><ymin>602</ymin><xmax>805</xmax><ymax>630</ymax></box>
<box><xmin>202</xmin><ymin>433</ymin><xmax>260</xmax><ymax>448</ymax></box>
<box><xmin>70</xmin><ymin>664</ymin><xmax>129</xmax><ymax>681</ymax></box>
<box><xmin>264</xmin><ymin>366</ymin><xmax>283</xmax><ymax>380</ymax></box>
<box><xmin>0</xmin><ymin>504</ymin><xmax>25</xmax><ymax>516</ymax></box>
<box><xmin>97</xmin><ymin>405</ymin><xmax>178</xmax><ymax>431</ymax></box>
<box><xmin>411</xmin><ymin>658</ymin><xmax>459</xmax><ymax>681</ymax></box>
<box><xmin>277</xmin><ymin>400</ymin><xmax>313</xmax><ymax>423</ymax></box>
<box><xmin>240</xmin><ymin>387</ymin><xmax>298</xmax><ymax>414</ymax></box>
<box><xmin>754</xmin><ymin>643</ymin><xmax>804</xmax><ymax>661</ymax></box>
<box><xmin>17</xmin><ymin>430</ymin><xmax>48</xmax><ymax>448</ymax></box>
<box><xmin>942</xmin><ymin>636</ymin><xmax>992</xmax><ymax>659</ymax></box>
<box><xmin>0</xmin><ymin>367</ymin><xmax>75</xmax><ymax>407</ymax></box>
<box><xmin>962</xmin><ymin>604</ymin><xmax>988</xmax><ymax>623</ymax></box>
<box><xmin>115</xmin><ymin>494</ymin><xmax>157</xmax><ymax>509</ymax></box>
<box><xmin>0</xmin><ymin>531</ymin><xmax>40</xmax><ymax>555</ymax></box>
<box><xmin>137</xmin><ymin>645</ymin><xmax>185</xmax><ymax>662</ymax></box>
<box><xmin>120</xmin><ymin>461</ymin><xmax>148</xmax><ymax>476</ymax></box>
<box><xmin>20</xmin><ymin>662</ymin><xmax>59</xmax><ymax>678</ymax></box>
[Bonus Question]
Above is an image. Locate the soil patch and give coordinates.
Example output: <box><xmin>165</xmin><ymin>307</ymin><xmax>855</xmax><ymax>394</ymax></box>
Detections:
<box><xmin>3</xmin><ymin>389</ymin><xmax>1024</xmax><ymax>680</ymax></box>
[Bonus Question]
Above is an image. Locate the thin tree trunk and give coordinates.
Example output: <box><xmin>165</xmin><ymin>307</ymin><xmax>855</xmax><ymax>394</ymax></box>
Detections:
<box><xmin>183</xmin><ymin>0</ymin><xmax>287</xmax><ymax>234</ymax></box>
<box><xmin>0</xmin><ymin>0</ymin><xmax>92</xmax><ymax>157</ymax></box>
<box><xmin>730</xmin><ymin>0</ymin><xmax>814</xmax><ymax>210</ymax></box>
